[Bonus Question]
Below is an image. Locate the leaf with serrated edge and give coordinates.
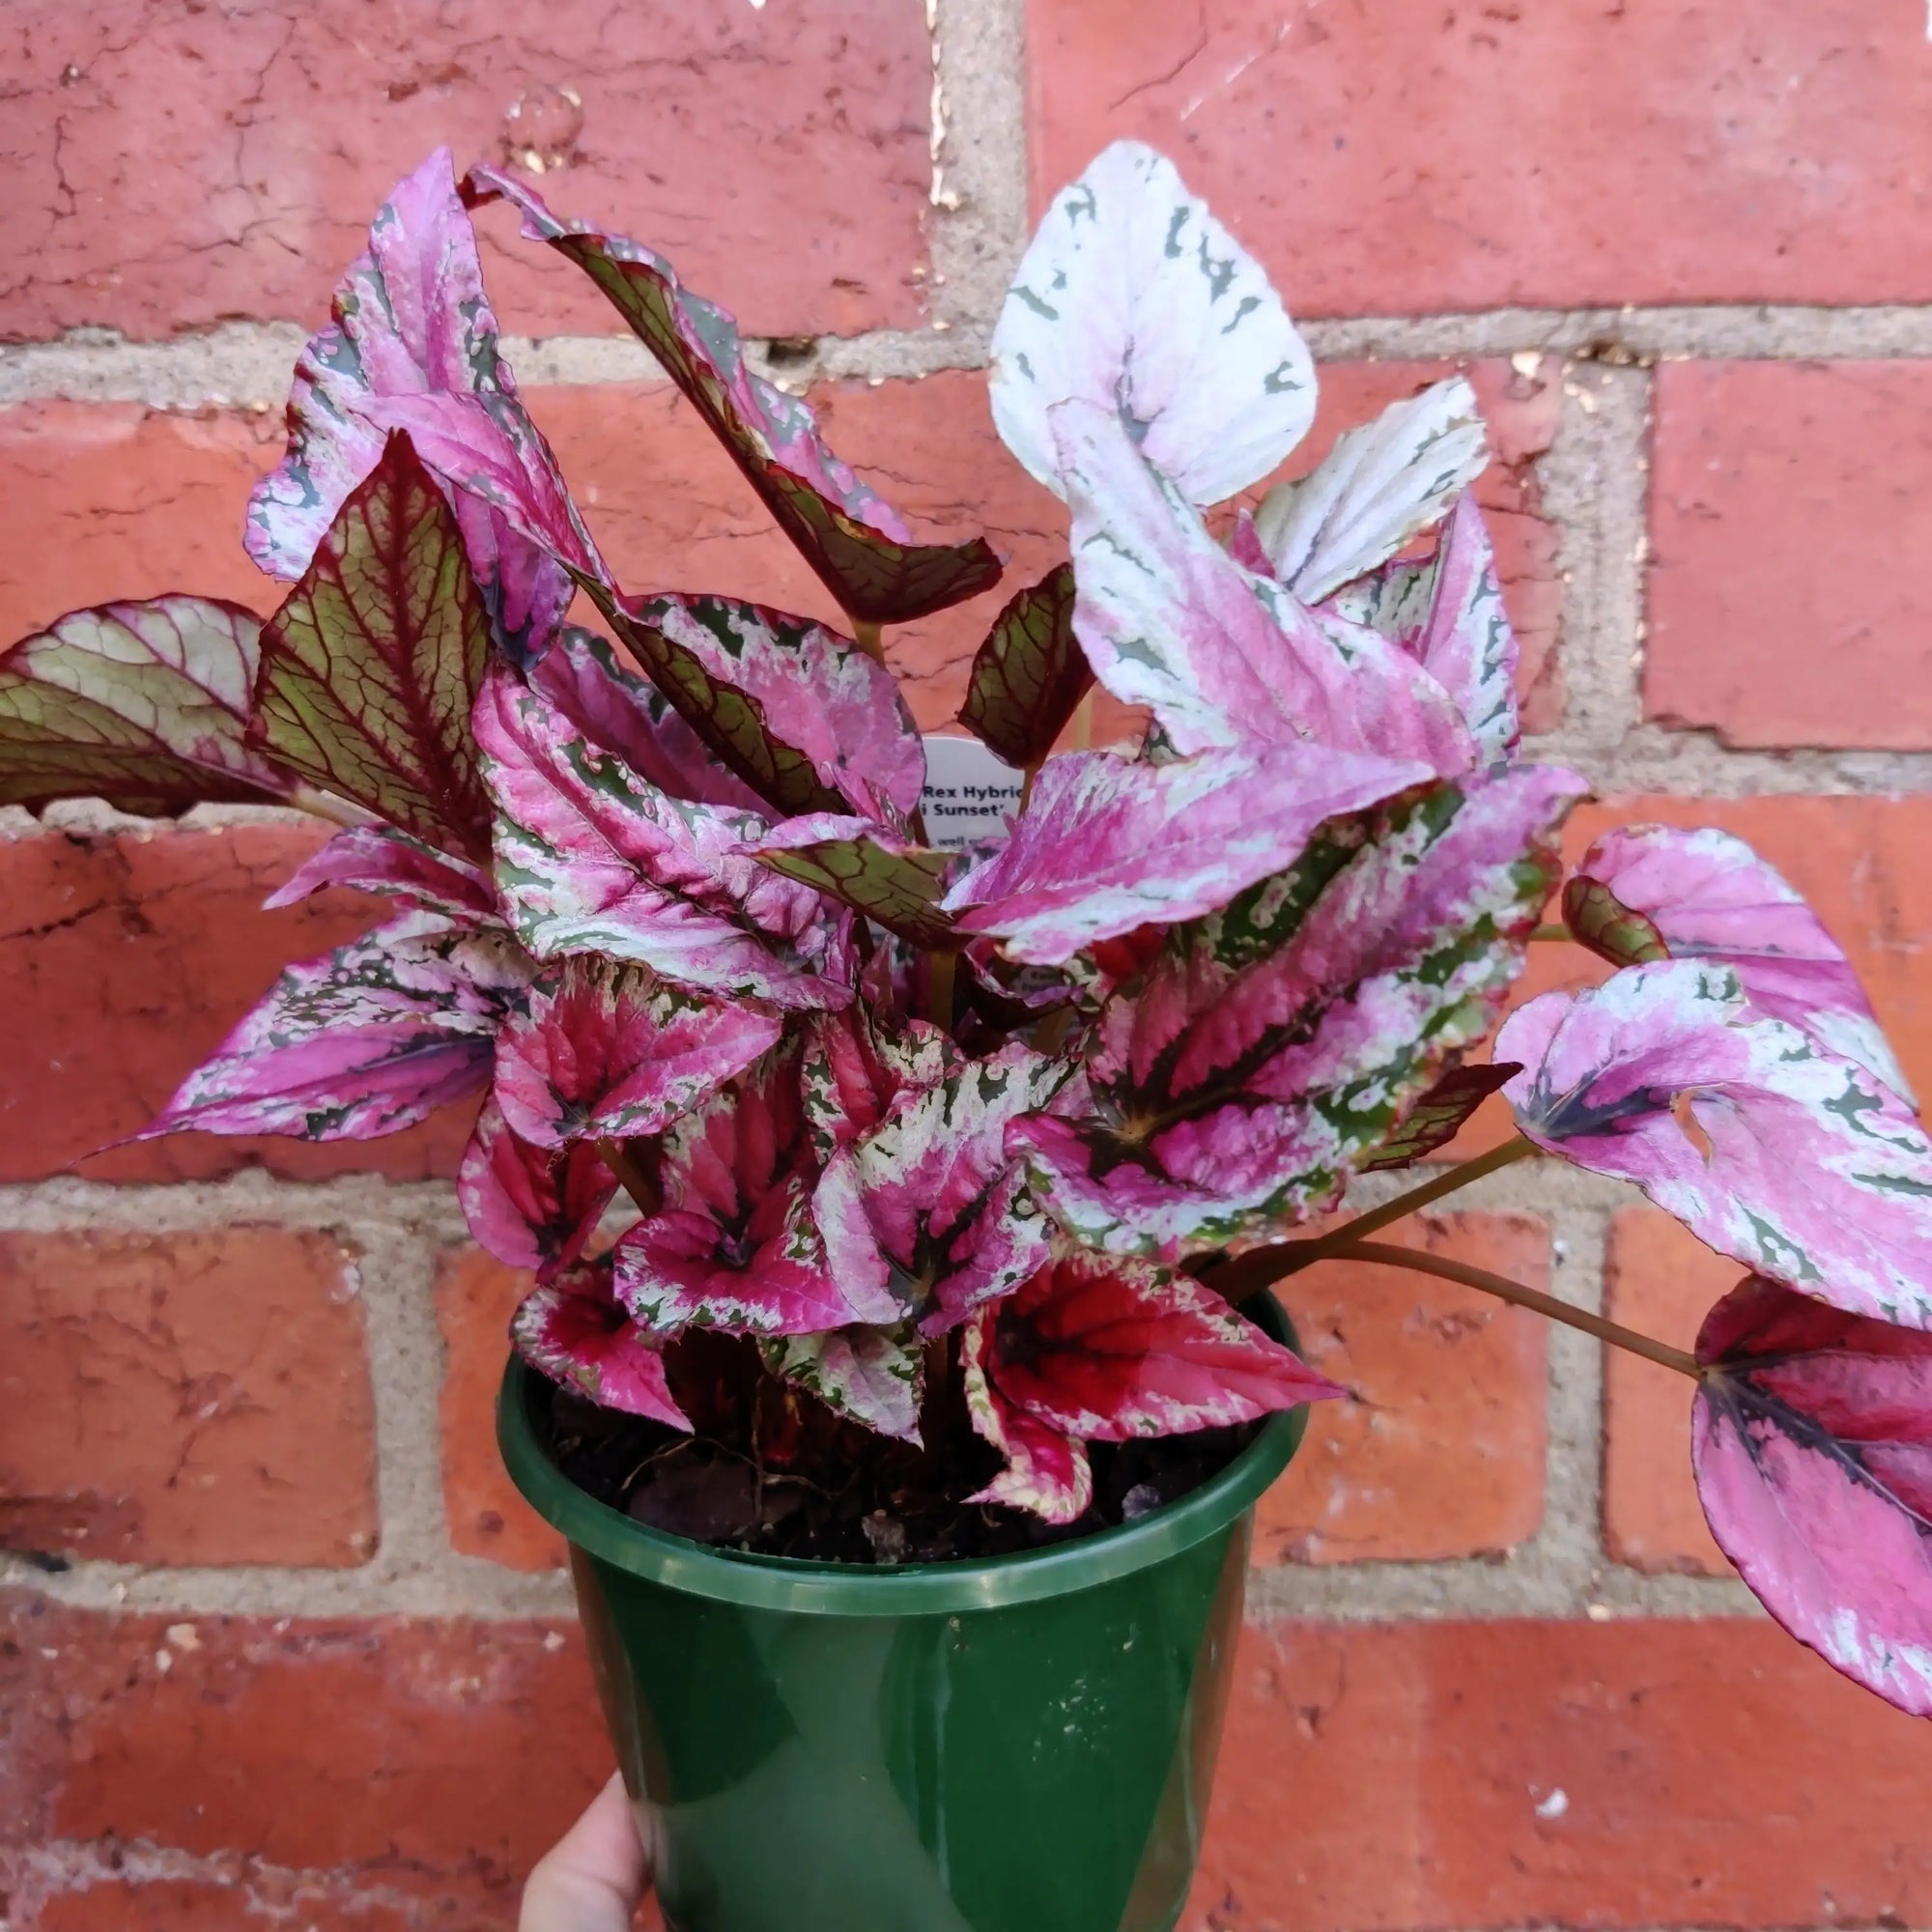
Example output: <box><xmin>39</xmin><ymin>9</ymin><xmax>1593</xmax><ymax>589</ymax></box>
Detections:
<box><xmin>945</xmin><ymin>742</ymin><xmax>1429</xmax><ymax>967</ymax></box>
<box><xmin>1055</xmin><ymin>401</ymin><xmax>1473</xmax><ymax>773</ymax></box>
<box><xmin>464</xmin><ymin>165</ymin><xmax>1002</xmax><ymax>625</ymax></box>
<box><xmin>255</xmin><ymin>432</ymin><xmax>494</xmax><ymax>861</ymax></box>
<box><xmin>616</xmin><ymin>1048</ymin><xmax>899</xmax><ymax>1339</ymax></box>
<box><xmin>141</xmin><ymin>913</ymin><xmax>531</xmax><ymax>1143</ymax></box>
<box><xmin>1255</xmin><ymin>379</ymin><xmax>1488</xmax><ymax>602</ymax></box>
<box><xmin>801</xmin><ymin>1008</ymin><xmax>960</xmax><ymax>1163</ymax></box>
<box><xmin>960</xmin><ymin>565</ymin><xmax>1091</xmax><ymax>770</ymax></box>
<box><xmin>1693</xmin><ymin>1274</ymin><xmax>1932</xmax><ymax>1717</ymax></box>
<box><xmin>458</xmin><ymin>1094</ymin><xmax>617</xmax><ymax>1272</ymax></box>
<box><xmin>962</xmin><ymin>1312</ymin><xmax>1093</xmax><ymax>1524</ymax></box>
<box><xmin>1358</xmin><ymin>1063</ymin><xmax>1520</xmax><ymax>1171</ymax></box>
<box><xmin>494</xmin><ymin>956</ymin><xmax>780</xmax><ymax>1149</ymax></box>
<box><xmin>1499</xmin><ymin>958</ymin><xmax>1932</xmax><ymax>1327</ymax></box>
<box><xmin>598</xmin><ymin>591</ymin><xmax>924</xmax><ymax>818</ymax></box>
<box><xmin>1013</xmin><ymin>767</ymin><xmax>1585</xmax><ymax>1258</ymax></box>
<box><xmin>474</xmin><ymin>663</ymin><xmax>853</xmax><ymax>1010</ymax></box>
<box><xmin>813</xmin><ymin>1042</ymin><xmax>1071</xmax><ymax>1334</ymax></box>
<box><xmin>0</xmin><ymin>597</ymin><xmax>294</xmax><ymax>814</ymax></box>
<box><xmin>761</xmin><ymin>1325</ymin><xmax>924</xmax><ymax>1442</ymax></box>
<box><xmin>249</xmin><ymin>150</ymin><xmax>588</xmax><ymax>662</ymax></box>
<box><xmin>1565</xmin><ymin>824</ymin><xmax>1910</xmax><ymax>1097</ymax></box>
<box><xmin>514</xmin><ymin>1261</ymin><xmax>690</xmax><ymax>1427</ymax></box>
<box><xmin>750</xmin><ymin>815</ymin><xmax>960</xmax><ymax>950</ymax></box>
<box><xmin>264</xmin><ymin>825</ymin><xmax>497</xmax><ymax>922</ymax></box>
<box><xmin>991</xmin><ymin>141</ymin><xmax>1316</xmax><ymax>508</ymax></box>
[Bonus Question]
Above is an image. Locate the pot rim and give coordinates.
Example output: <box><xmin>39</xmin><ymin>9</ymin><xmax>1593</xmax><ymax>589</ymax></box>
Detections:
<box><xmin>495</xmin><ymin>1290</ymin><xmax>1307</xmax><ymax>1617</ymax></box>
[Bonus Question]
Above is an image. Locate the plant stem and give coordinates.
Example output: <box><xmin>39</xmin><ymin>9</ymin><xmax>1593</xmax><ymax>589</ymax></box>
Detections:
<box><xmin>596</xmin><ymin>1139</ymin><xmax>662</xmax><ymax>1217</ymax></box>
<box><xmin>925</xmin><ymin>950</ymin><xmax>957</xmax><ymax>1031</ymax></box>
<box><xmin>1332</xmin><ymin>1239</ymin><xmax>1701</xmax><ymax>1378</ymax></box>
<box><xmin>850</xmin><ymin>617</ymin><xmax>887</xmax><ymax>665</ymax></box>
<box><xmin>1207</xmin><ymin>1138</ymin><xmax>1538</xmax><ymax>1298</ymax></box>
<box><xmin>1529</xmin><ymin>923</ymin><xmax>1571</xmax><ymax>943</ymax></box>
<box><xmin>286</xmin><ymin>784</ymin><xmax>377</xmax><ymax>832</ymax></box>
<box><xmin>1019</xmin><ymin>761</ymin><xmax>1038</xmax><ymax>814</ymax></box>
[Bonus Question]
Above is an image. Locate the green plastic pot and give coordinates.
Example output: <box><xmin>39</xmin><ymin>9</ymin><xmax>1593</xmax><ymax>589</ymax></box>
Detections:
<box><xmin>496</xmin><ymin>1293</ymin><xmax>1306</xmax><ymax>1932</ymax></box>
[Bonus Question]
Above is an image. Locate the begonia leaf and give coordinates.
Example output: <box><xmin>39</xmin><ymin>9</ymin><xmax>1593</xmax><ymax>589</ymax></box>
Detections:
<box><xmin>801</xmin><ymin>1008</ymin><xmax>960</xmax><ymax>1162</ymax></box>
<box><xmin>1014</xmin><ymin>766</ymin><xmax>1585</xmax><ymax>1257</ymax></box>
<box><xmin>264</xmin><ymin>825</ymin><xmax>497</xmax><ymax>922</ymax></box>
<box><xmin>943</xmin><ymin>742</ymin><xmax>1430</xmax><ymax>967</ymax></box>
<box><xmin>812</xmin><ymin>1042</ymin><xmax>1071</xmax><ymax>1333</ymax></box>
<box><xmin>615</xmin><ymin>1049</ymin><xmax>900</xmax><ymax>1339</ymax></box>
<box><xmin>598</xmin><ymin>592</ymin><xmax>924</xmax><ymax>818</ymax></box>
<box><xmin>960</xmin><ymin>564</ymin><xmax>1091</xmax><ymax>771</ymax></box>
<box><xmin>248</xmin><ymin>150</ymin><xmax>585</xmax><ymax>662</ymax></box>
<box><xmin>255</xmin><ymin>432</ymin><xmax>494</xmax><ymax>862</ymax></box>
<box><xmin>494</xmin><ymin>957</ymin><xmax>780</xmax><ymax>1150</ymax></box>
<box><xmin>531</xmin><ymin>626</ymin><xmax>763</xmax><ymax>811</ymax></box>
<box><xmin>1498</xmin><ymin>959</ymin><xmax>1932</xmax><ymax>1327</ymax></box>
<box><xmin>458</xmin><ymin>1094</ymin><xmax>617</xmax><ymax>1273</ymax></box>
<box><xmin>1693</xmin><ymin>1274</ymin><xmax>1932</xmax><ymax>1717</ymax></box>
<box><xmin>513</xmin><ymin>1261</ymin><xmax>690</xmax><ymax>1428</ymax></box>
<box><xmin>1254</xmin><ymin>378</ymin><xmax>1487</xmax><ymax>602</ymax></box>
<box><xmin>990</xmin><ymin>141</ymin><xmax>1316</xmax><ymax>507</ymax></box>
<box><xmin>1055</xmin><ymin>401</ymin><xmax>1474</xmax><ymax>772</ymax></box>
<box><xmin>142</xmin><ymin>914</ymin><xmax>531</xmax><ymax>1142</ymax></box>
<box><xmin>1564</xmin><ymin>824</ymin><xmax>1910</xmax><ymax>1096</ymax></box>
<box><xmin>0</xmin><ymin>597</ymin><xmax>295</xmax><ymax>814</ymax></box>
<box><xmin>750</xmin><ymin>816</ymin><xmax>960</xmax><ymax>950</ymax></box>
<box><xmin>761</xmin><ymin>1325</ymin><xmax>924</xmax><ymax>1443</ymax></box>
<box><xmin>962</xmin><ymin>1312</ymin><xmax>1093</xmax><ymax>1525</ymax></box>
<box><xmin>465</xmin><ymin>165</ymin><xmax>1002</xmax><ymax>624</ymax></box>
<box><xmin>1358</xmin><ymin>1062</ymin><xmax>1520</xmax><ymax>1171</ymax></box>
<box><xmin>474</xmin><ymin>663</ymin><xmax>853</xmax><ymax>1009</ymax></box>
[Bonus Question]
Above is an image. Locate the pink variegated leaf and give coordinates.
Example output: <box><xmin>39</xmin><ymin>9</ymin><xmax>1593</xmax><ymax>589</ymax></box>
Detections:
<box><xmin>493</xmin><ymin>956</ymin><xmax>780</xmax><ymax>1150</ymax></box>
<box><xmin>599</xmin><ymin>592</ymin><xmax>924</xmax><ymax>818</ymax></box>
<box><xmin>531</xmin><ymin>626</ymin><xmax>763</xmax><ymax>811</ymax></box>
<box><xmin>1357</xmin><ymin>1062</ymin><xmax>1520</xmax><ymax>1172</ymax></box>
<box><xmin>1692</xmin><ymin>1274</ymin><xmax>1932</xmax><ymax>1717</ymax></box>
<box><xmin>513</xmin><ymin>1261</ymin><xmax>690</xmax><ymax>1428</ymax></box>
<box><xmin>991</xmin><ymin>141</ymin><xmax>1316</xmax><ymax>508</ymax></box>
<box><xmin>474</xmin><ymin>664</ymin><xmax>853</xmax><ymax>1010</ymax></box>
<box><xmin>959</xmin><ymin>565</ymin><xmax>1091</xmax><ymax>771</ymax></box>
<box><xmin>457</xmin><ymin>1094</ymin><xmax>617</xmax><ymax>1272</ymax></box>
<box><xmin>1498</xmin><ymin>959</ymin><xmax>1932</xmax><ymax>1328</ymax></box>
<box><xmin>801</xmin><ymin>1008</ymin><xmax>960</xmax><ymax>1162</ymax></box>
<box><xmin>1224</xmin><ymin>510</ymin><xmax>1272</xmax><ymax>576</ymax></box>
<box><xmin>1055</xmin><ymin>401</ymin><xmax>1474</xmax><ymax>773</ymax></box>
<box><xmin>749</xmin><ymin>816</ymin><xmax>961</xmax><ymax>951</ymax></box>
<box><xmin>1564</xmin><ymin>824</ymin><xmax>1909</xmax><ymax>1096</ymax></box>
<box><xmin>943</xmin><ymin>742</ymin><xmax>1429</xmax><ymax>967</ymax></box>
<box><xmin>813</xmin><ymin>1043</ymin><xmax>1072</xmax><ymax>1334</ymax></box>
<box><xmin>255</xmin><ymin>432</ymin><xmax>494</xmax><ymax>862</ymax></box>
<box><xmin>962</xmin><ymin>1312</ymin><xmax>1093</xmax><ymax>1525</ymax></box>
<box><xmin>248</xmin><ymin>150</ymin><xmax>587</xmax><ymax>662</ymax></box>
<box><xmin>760</xmin><ymin>1324</ymin><xmax>924</xmax><ymax>1442</ymax></box>
<box><xmin>982</xmin><ymin>1248</ymin><xmax>1343</xmax><ymax>1439</ymax></box>
<box><xmin>264</xmin><ymin>825</ymin><xmax>497</xmax><ymax>922</ymax></box>
<box><xmin>1254</xmin><ymin>379</ymin><xmax>1488</xmax><ymax>603</ymax></box>
<box><xmin>142</xmin><ymin>914</ymin><xmax>532</xmax><ymax>1142</ymax></box>
<box><xmin>1014</xmin><ymin>766</ymin><xmax>1585</xmax><ymax>1257</ymax></box>
<box><xmin>0</xmin><ymin>597</ymin><xmax>297</xmax><ymax>815</ymax></box>
<box><xmin>615</xmin><ymin>1049</ymin><xmax>898</xmax><ymax>1338</ymax></box>
<box><xmin>465</xmin><ymin>166</ymin><xmax>1001</xmax><ymax>625</ymax></box>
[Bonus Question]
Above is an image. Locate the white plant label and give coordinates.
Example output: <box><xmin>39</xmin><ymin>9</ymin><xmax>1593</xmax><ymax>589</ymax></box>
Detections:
<box><xmin>920</xmin><ymin>735</ymin><xmax>1024</xmax><ymax>852</ymax></box>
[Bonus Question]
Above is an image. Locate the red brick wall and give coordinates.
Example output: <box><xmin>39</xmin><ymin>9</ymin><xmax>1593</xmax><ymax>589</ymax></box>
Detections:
<box><xmin>7</xmin><ymin>1</ymin><xmax>1932</xmax><ymax>1925</ymax></box>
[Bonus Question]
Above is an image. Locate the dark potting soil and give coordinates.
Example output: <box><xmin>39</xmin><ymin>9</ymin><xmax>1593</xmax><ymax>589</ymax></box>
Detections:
<box><xmin>529</xmin><ymin>1333</ymin><xmax>1259</xmax><ymax>1566</ymax></box>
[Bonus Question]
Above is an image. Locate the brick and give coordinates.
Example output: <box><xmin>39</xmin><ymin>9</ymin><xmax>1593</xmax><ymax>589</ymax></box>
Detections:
<box><xmin>0</xmin><ymin>826</ymin><xmax>475</xmax><ymax>1183</ymax></box>
<box><xmin>1256</xmin><ymin>1214</ymin><xmax>1548</xmax><ymax>1564</ymax></box>
<box><xmin>0</xmin><ymin>1229</ymin><xmax>376</xmax><ymax>1567</ymax></box>
<box><xmin>1648</xmin><ymin>360</ymin><xmax>1932</xmax><ymax>749</ymax></box>
<box><xmin>1</xmin><ymin>1597</ymin><xmax>610</xmax><ymax>1917</ymax></box>
<box><xmin>1028</xmin><ymin>1</ymin><xmax>1932</xmax><ymax>315</ymax></box>
<box><xmin>0</xmin><ymin>405</ymin><xmax>282</xmax><ymax>648</ymax></box>
<box><xmin>0</xmin><ymin>0</ymin><xmax>931</xmax><ymax>343</ymax></box>
<box><xmin>1604</xmin><ymin>1208</ymin><xmax>1737</xmax><ymax>1577</ymax></box>
<box><xmin>1187</xmin><ymin>1616</ymin><xmax>1932</xmax><ymax>1930</ymax></box>
<box><xmin>436</xmin><ymin>1249</ymin><xmax>564</xmax><ymax>1573</ymax></box>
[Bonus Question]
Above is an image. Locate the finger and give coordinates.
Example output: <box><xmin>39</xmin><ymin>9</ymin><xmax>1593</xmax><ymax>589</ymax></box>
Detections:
<box><xmin>519</xmin><ymin>1772</ymin><xmax>651</xmax><ymax>1932</ymax></box>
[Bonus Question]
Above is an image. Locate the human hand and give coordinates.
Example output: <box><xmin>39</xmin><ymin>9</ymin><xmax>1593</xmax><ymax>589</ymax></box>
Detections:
<box><xmin>520</xmin><ymin>1772</ymin><xmax>652</xmax><ymax>1931</ymax></box>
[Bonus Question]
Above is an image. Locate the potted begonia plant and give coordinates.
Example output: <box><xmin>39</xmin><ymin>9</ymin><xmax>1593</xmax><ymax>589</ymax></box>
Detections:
<box><xmin>9</xmin><ymin>140</ymin><xmax>1932</xmax><ymax>1932</ymax></box>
